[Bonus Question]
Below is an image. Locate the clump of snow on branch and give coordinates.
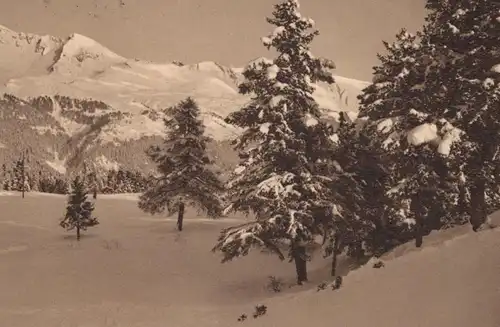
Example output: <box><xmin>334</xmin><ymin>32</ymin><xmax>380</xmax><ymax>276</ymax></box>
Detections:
<box><xmin>260</xmin><ymin>122</ymin><xmax>271</xmax><ymax>134</ymax></box>
<box><xmin>406</xmin><ymin>118</ymin><xmax>463</xmax><ymax>156</ymax></box>
<box><xmin>305</xmin><ymin>113</ymin><xmax>318</xmax><ymax>126</ymax></box>
<box><xmin>407</xmin><ymin>123</ymin><xmax>438</xmax><ymax>146</ymax></box>
<box><xmin>267</xmin><ymin>64</ymin><xmax>280</xmax><ymax>79</ymax></box>
<box><xmin>272</xmin><ymin>26</ymin><xmax>286</xmax><ymax>38</ymax></box>
<box><xmin>377</xmin><ymin>118</ymin><xmax>395</xmax><ymax>133</ymax></box>
<box><xmin>437</xmin><ymin>120</ymin><xmax>463</xmax><ymax>156</ymax></box>
<box><xmin>270</xmin><ymin>95</ymin><xmax>285</xmax><ymax>108</ymax></box>
<box><xmin>447</xmin><ymin>22</ymin><xmax>460</xmax><ymax>34</ymax></box>
<box><xmin>372</xmin><ymin>113</ymin><xmax>463</xmax><ymax>157</ymax></box>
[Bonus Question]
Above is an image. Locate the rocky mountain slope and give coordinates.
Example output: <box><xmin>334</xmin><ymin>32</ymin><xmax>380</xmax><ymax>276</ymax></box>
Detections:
<box><xmin>0</xmin><ymin>24</ymin><xmax>370</xmax><ymax>176</ymax></box>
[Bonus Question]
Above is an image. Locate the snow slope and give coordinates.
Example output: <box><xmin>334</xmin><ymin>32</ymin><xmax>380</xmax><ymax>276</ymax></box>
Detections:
<box><xmin>232</xmin><ymin>224</ymin><xmax>500</xmax><ymax>327</ymax></box>
<box><xmin>0</xmin><ymin>192</ymin><xmax>499</xmax><ymax>326</ymax></box>
<box><xmin>49</xmin><ymin>32</ymin><xmax>126</xmax><ymax>75</ymax></box>
<box><xmin>0</xmin><ymin>24</ymin><xmax>62</xmax><ymax>83</ymax></box>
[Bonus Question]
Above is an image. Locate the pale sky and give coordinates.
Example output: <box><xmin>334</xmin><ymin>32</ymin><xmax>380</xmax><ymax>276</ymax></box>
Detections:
<box><xmin>0</xmin><ymin>0</ymin><xmax>427</xmax><ymax>80</ymax></box>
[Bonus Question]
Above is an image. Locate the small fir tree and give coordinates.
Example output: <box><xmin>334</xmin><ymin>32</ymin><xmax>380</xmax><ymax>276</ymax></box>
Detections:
<box><xmin>1</xmin><ymin>164</ymin><xmax>10</xmax><ymax>191</ymax></box>
<box><xmin>9</xmin><ymin>150</ymin><xmax>31</xmax><ymax>197</ymax></box>
<box><xmin>138</xmin><ymin>97</ymin><xmax>225</xmax><ymax>231</ymax></box>
<box><xmin>60</xmin><ymin>176</ymin><xmax>99</xmax><ymax>240</ymax></box>
<box><xmin>212</xmin><ymin>0</ymin><xmax>338</xmax><ymax>285</ymax></box>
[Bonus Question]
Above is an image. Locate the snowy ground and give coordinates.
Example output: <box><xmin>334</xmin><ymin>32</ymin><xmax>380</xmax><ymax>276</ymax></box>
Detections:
<box><xmin>1</xmin><ymin>192</ymin><xmax>499</xmax><ymax>326</ymax></box>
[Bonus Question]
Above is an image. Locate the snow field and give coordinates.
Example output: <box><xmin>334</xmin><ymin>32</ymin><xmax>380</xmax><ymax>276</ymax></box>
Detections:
<box><xmin>0</xmin><ymin>192</ymin><xmax>499</xmax><ymax>326</ymax></box>
<box><xmin>0</xmin><ymin>192</ymin><xmax>345</xmax><ymax>326</ymax></box>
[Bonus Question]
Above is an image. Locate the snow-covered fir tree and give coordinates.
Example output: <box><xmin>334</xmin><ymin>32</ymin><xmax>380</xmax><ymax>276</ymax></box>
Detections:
<box><xmin>60</xmin><ymin>176</ymin><xmax>99</xmax><ymax>241</ymax></box>
<box><xmin>28</xmin><ymin>169</ymin><xmax>39</xmax><ymax>192</ymax></box>
<box><xmin>357</xmin><ymin>28</ymin><xmax>463</xmax><ymax>248</ymax></box>
<box><xmin>138</xmin><ymin>97</ymin><xmax>225</xmax><ymax>231</ymax></box>
<box><xmin>1</xmin><ymin>163</ymin><xmax>12</xmax><ymax>190</ymax></box>
<box><xmin>38</xmin><ymin>172</ymin><xmax>69</xmax><ymax>194</ymax></box>
<box><xmin>329</xmin><ymin>114</ymin><xmax>404</xmax><ymax>260</ymax></box>
<box><xmin>212</xmin><ymin>0</ymin><xmax>338</xmax><ymax>284</ymax></box>
<box><xmin>421</xmin><ymin>0</ymin><xmax>500</xmax><ymax>231</ymax></box>
<box><xmin>10</xmin><ymin>151</ymin><xmax>31</xmax><ymax>197</ymax></box>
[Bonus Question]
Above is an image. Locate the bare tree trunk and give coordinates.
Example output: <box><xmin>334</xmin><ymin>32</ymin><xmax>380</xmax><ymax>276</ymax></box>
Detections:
<box><xmin>177</xmin><ymin>202</ymin><xmax>185</xmax><ymax>231</ymax></box>
<box><xmin>331</xmin><ymin>236</ymin><xmax>340</xmax><ymax>277</ymax></box>
<box><xmin>470</xmin><ymin>178</ymin><xmax>486</xmax><ymax>232</ymax></box>
<box><xmin>93</xmin><ymin>188</ymin><xmax>97</xmax><ymax>199</ymax></box>
<box><xmin>77</xmin><ymin>226</ymin><xmax>81</xmax><ymax>241</ymax></box>
<box><xmin>21</xmin><ymin>152</ymin><xmax>25</xmax><ymax>199</ymax></box>
<box><xmin>411</xmin><ymin>192</ymin><xmax>424</xmax><ymax>248</ymax></box>
<box><xmin>292</xmin><ymin>244</ymin><xmax>308</xmax><ymax>285</ymax></box>
<box><xmin>415</xmin><ymin>212</ymin><xmax>424</xmax><ymax>248</ymax></box>
<box><xmin>373</xmin><ymin>216</ymin><xmax>388</xmax><ymax>256</ymax></box>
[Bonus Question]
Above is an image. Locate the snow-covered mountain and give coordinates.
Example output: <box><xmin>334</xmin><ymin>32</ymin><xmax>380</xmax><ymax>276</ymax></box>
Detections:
<box><xmin>0</xmin><ymin>24</ymin><xmax>370</xmax><ymax>175</ymax></box>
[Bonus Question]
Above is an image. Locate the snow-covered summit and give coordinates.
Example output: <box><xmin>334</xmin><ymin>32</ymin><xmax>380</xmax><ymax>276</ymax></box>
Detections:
<box><xmin>185</xmin><ymin>60</ymin><xmax>240</xmax><ymax>84</ymax></box>
<box><xmin>187</xmin><ymin>61</ymin><xmax>228</xmax><ymax>73</ymax></box>
<box><xmin>49</xmin><ymin>33</ymin><xmax>126</xmax><ymax>75</ymax></box>
<box><xmin>60</xmin><ymin>33</ymin><xmax>124</xmax><ymax>60</ymax></box>
<box><xmin>0</xmin><ymin>24</ymin><xmax>62</xmax><ymax>55</ymax></box>
<box><xmin>0</xmin><ymin>25</ymin><xmax>63</xmax><ymax>83</ymax></box>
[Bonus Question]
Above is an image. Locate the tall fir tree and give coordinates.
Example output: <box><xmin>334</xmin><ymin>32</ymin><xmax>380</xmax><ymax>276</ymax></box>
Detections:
<box><xmin>212</xmin><ymin>0</ymin><xmax>338</xmax><ymax>284</ymax></box>
<box><xmin>60</xmin><ymin>176</ymin><xmax>99</xmax><ymax>241</ymax></box>
<box><xmin>421</xmin><ymin>0</ymin><xmax>500</xmax><ymax>231</ymax></box>
<box><xmin>138</xmin><ymin>97</ymin><xmax>225</xmax><ymax>231</ymax></box>
<box><xmin>356</xmin><ymin>28</ymin><xmax>463</xmax><ymax>248</ymax></box>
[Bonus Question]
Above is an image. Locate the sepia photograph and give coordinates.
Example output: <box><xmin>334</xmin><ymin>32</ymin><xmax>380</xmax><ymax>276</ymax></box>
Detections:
<box><xmin>0</xmin><ymin>0</ymin><xmax>499</xmax><ymax>326</ymax></box>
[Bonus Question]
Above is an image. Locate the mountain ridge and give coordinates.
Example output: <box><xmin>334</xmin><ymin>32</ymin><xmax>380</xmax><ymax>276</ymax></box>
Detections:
<box><xmin>0</xmin><ymin>24</ymin><xmax>370</xmax><ymax>176</ymax></box>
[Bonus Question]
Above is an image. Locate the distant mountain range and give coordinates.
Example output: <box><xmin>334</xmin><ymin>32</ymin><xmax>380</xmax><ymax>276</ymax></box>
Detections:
<box><xmin>0</xmin><ymin>24</ymin><xmax>370</xmax><ymax>176</ymax></box>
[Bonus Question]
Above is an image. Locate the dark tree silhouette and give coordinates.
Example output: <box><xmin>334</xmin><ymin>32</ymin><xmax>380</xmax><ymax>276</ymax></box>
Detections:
<box><xmin>138</xmin><ymin>97</ymin><xmax>225</xmax><ymax>231</ymax></box>
<box><xmin>60</xmin><ymin>176</ymin><xmax>99</xmax><ymax>240</ymax></box>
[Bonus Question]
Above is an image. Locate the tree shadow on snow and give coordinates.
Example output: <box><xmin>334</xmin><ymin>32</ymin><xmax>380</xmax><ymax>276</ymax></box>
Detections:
<box><xmin>150</xmin><ymin>221</ymin><xmax>222</xmax><ymax>235</ymax></box>
<box><xmin>59</xmin><ymin>233</ymin><xmax>99</xmax><ymax>241</ymax></box>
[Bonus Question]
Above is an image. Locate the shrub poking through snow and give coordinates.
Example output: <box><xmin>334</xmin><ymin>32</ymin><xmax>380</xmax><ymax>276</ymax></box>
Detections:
<box><xmin>267</xmin><ymin>275</ymin><xmax>284</xmax><ymax>293</ymax></box>
<box><xmin>317</xmin><ymin>281</ymin><xmax>328</xmax><ymax>291</ymax></box>
<box><xmin>331</xmin><ymin>275</ymin><xmax>343</xmax><ymax>290</ymax></box>
<box><xmin>253</xmin><ymin>305</ymin><xmax>268</xmax><ymax>318</ymax></box>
